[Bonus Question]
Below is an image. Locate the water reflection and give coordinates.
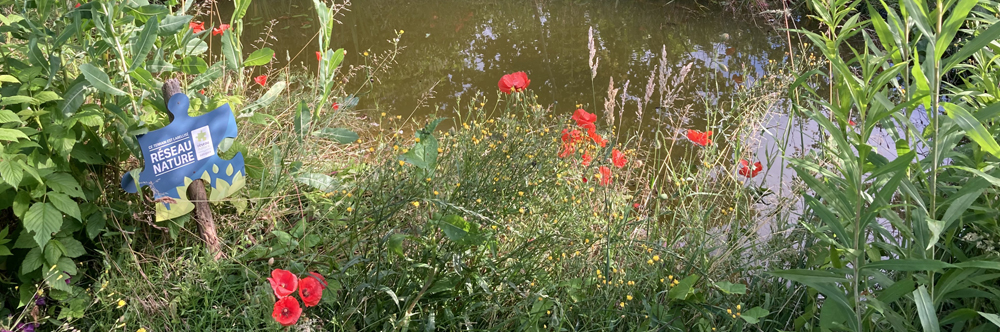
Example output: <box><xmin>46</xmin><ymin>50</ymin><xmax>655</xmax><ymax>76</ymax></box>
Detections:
<box><xmin>219</xmin><ymin>0</ymin><xmax>786</xmax><ymax>132</ymax></box>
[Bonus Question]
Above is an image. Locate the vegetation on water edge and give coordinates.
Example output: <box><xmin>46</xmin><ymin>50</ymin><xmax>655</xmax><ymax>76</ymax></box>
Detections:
<box><xmin>1</xmin><ymin>0</ymin><xmax>1000</xmax><ymax>331</ymax></box>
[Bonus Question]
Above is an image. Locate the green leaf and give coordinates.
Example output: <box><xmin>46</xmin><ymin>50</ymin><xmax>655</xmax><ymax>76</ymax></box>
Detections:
<box><xmin>387</xmin><ymin>233</ymin><xmax>406</xmax><ymax>258</ymax></box>
<box><xmin>714</xmin><ymin>281</ymin><xmax>747</xmax><ymax>295</ymax></box>
<box><xmin>32</xmin><ymin>91</ymin><xmax>62</xmax><ymax>105</ymax></box>
<box><xmin>944</xmin><ymin>21</ymin><xmax>1000</xmax><ymax>72</ymax></box>
<box><xmin>979</xmin><ymin>312</ymin><xmax>1000</xmax><ymax>328</ymax></box>
<box><xmin>44</xmin><ymin>173</ymin><xmax>84</xmax><ymax>198</ymax></box>
<box><xmin>667</xmin><ymin>274</ymin><xmax>699</xmax><ymax>300</ymax></box>
<box><xmin>21</xmin><ymin>247</ymin><xmax>42</xmax><ymax>275</ymax></box>
<box><xmin>130</xmin><ymin>16</ymin><xmax>158</xmax><ymax>70</ymax></box>
<box><xmin>189</xmin><ymin>62</ymin><xmax>223</xmax><ymax>91</ymax></box>
<box><xmin>313</xmin><ymin>128</ymin><xmax>358</xmax><ymax>144</ymax></box>
<box><xmin>914</xmin><ymin>286</ymin><xmax>940</xmax><ymax>332</ymax></box>
<box><xmin>243</xmin><ymin>48</ymin><xmax>274</xmax><ymax>66</ymax></box>
<box><xmin>242</xmin><ymin>81</ymin><xmax>285</xmax><ymax>113</ymax></box>
<box><xmin>56</xmin><ymin>256</ymin><xmax>77</xmax><ymax>275</ymax></box>
<box><xmin>157</xmin><ymin>15</ymin><xmax>192</xmax><ymax>36</ymax></box>
<box><xmin>741</xmin><ymin>307</ymin><xmax>770</xmax><ymax>324</ymax></box>
<box><xmin>44</xmin><ymin>240</ymin><xmax>61</xmax><ymax>265</ymax></box>
<box><xmin>0</xmin><ymin>109</ymin><xmax>19</xmax><ymax>123</ymax></box>
<box><xmin>294</xmin><ymin>102</ymin><xmax>311</xmax><ymax>142</ymax></box>
<box><xmin>0</xmin><ymin>96</ymin><xmax>34</xmax><ymax>106</ymax></box>
<box><xmin>0</xmin><ymin>129</ymin><xmax>29</xmax><ymax>142</ymax></box>
<box><xmin>221</xmin><ymin>30</ymin><xmax>240</xmax><ymax>70</ymax></box>
<box><xmin>864</xmin><ymin>259</ymin><xmax>955</xmax><ymax>272</ymax></box>
<box><xmin>178</xmin><ymin>56</ymin><xmax>208</xmax><ymax>75</ymax></box>
<box><xmin>293</xmin><ymin>173</ymin><xmax>340</xmax><ymax>192</ymax></box>
<box><xmin>58</xmin><ymin>237</ymin><xmax>86</xmax><ymax>258</ymax></box>
<box><xmin>0</xmin><ymin>160</ymin><xmax>23</xmax><ymax>187</ymax></box>
<box><xmin>47</xmin><ymin>193</ymin><xmax>81</xmax><ymax>221</ymax></box>
<box><xmin>440</xmin><ymin>214</ymin><xmax>471</xmax><ymax>243</ymax></box>
<box><xmin>944</xmin><ymin>103</ymin><xmax>1000</xmax><ymax>159</ymax></box>
<box><xmin>79</xmin><ymin>63</ymin><xmax>126</xmax><ymax>96</ymax></box>
<box><xmin>24</xmin><ymin>202</ymin><xmax>63</xmax><ymax>250</ymax></box>
<box><xmin>0</xmin><ymin>75</ymin><xmax>19</xmax><ymax>83</ymax></box>
<box><xmin>769</xmin><ymin>269</ymin><xmax>848</xmax><ymax>284</ymax></box>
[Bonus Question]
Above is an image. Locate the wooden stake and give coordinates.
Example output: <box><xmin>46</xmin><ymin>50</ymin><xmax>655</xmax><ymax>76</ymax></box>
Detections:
<box><xmin>162</xmin><ymin>79</ymin><xmax>222</xmax><ymax>259</ymax></box>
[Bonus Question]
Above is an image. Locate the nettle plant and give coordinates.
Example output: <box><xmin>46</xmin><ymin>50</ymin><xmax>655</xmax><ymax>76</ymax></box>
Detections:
<box><xmin>0</xmin><ymin>0</ymin><xmax>276</xmax><ymax>318</ymax></box>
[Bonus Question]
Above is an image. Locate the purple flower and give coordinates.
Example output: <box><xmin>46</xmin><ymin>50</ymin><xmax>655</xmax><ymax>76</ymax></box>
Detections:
<box><xmin>34</xmin><ymin>296</ymin><xmax>46</xmax><ymax>307</ymax></box>
<box><xmin>15</xmin><ymin>322</ymin><xmax>37</xmax><ymax>332</ymax></box>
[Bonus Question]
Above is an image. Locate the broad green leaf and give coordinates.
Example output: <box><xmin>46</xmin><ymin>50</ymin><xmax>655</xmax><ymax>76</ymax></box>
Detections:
<box><xmin>58</xmin><ymin>78</ymin><xmax>90</xmax><ymax>117</ymax></box>
<box><xmin>157</xmin><ymin>15</ymin><xmax>192</xmax><ymax>36</ymax></box>
<box><xmin>714</xmin><ymin>281</ymin><xmax>747</xmax><ymax>295</ymax></box>
<box><xmin>243</xmin><ymin>48</ymin><xmax>274</xmax><ymax>66</ymax></box>
<box><xmin>47</xmin><ymin>193</ymin><xmax>81</xmax><ymax>221</ymax></box>
<box><xmin>32</xmin><ymin>91</ymin><xmax>62</xmax><ymax>105</ymax></box>
<box><xmin>178</xmin><ymin>56</ymin><xmax>208</xmax><ymax>75</ymax></box>
<box><xmin>902</xmin><ymin>0</ymin><xmax>933</xmax><ymax>41</ymax></box>
<box><xmin>79</xmin><ymin>63</ymin><xmax>126</xmax><ymax>96</ymax></box>
<box><xmin>864</xmin><ymin>259</ymin><xmax>955</xmax><ymax>272</ymax></box>
<box><xmin>313</xmin><ymin>128</ymin><xmax>358</xmax><ymax>144</ymax></box>
<box><xmin>439</xmin><ymin>214</ymin><xmax>471</xmax><ymax>243</ymax></box>
<box><xmin>0</xmin><ymin>96</ymin><xmax>34</xmax><ymax>106</ymax></box>
<box><xmin>293</xmin><ymin>172</ymin><xmax>340</xmax><ymax>192</ymax></box>
<box><xmin>180</xmin><ymin>38</ymin><xmax>208</xmax><ymax>57</ymax></box>
<box><xmin>0</xmin><ymin>75</ymin><xmax>18</xmax><ymax>83</ymax></box>
<box><xmin>387</xmin><ymin>233</ymin><xmax>406</xmax><ymax>258</ymax></box>
<box><xmin>741</xmin><ymin>307</ymin><xmax>770</xmax><ymax>324</ymax></box>
<box><xmin>0</xmin><ymin>109</ymin><xmax>21</xmax><ymax>123</ymax></box>
<box><xmin>0</xmin><ymin>128</ymin><xmax>29</xmax><ymax>142</ymax></box>
<box><xmin>21</xmin><ymin>247</ymin><xmax>42</xmax><ymax>275</ymax></box>
<box><xmin>667</xmin><ymin>274</ymin><xmax>699</xmax><ymax>300</ymax></box>
<box><xmin>914</xmin><ymin>286</ymin><xmax>940</xmax><ymax>332</ymax></box>
<box><xmin>43</xmin><ymin>240</ymin><xmax>61</xmax><ymax>265</ymax></box>
<box><xmin>189</xmin><ymin>62</ymin><xmax>223</xmax><ymax>91</ymax></box>
<box><xmin>934</xmin><ymin>0</ymin><xmax>976</xmax><ymax>60</ymax></box>
<box><xmin>130</xmin><ymin>16</ymin><xmax>158</xmax><ymax>70</ymax></box>
<box><xmin>44</xmin><ymin>173</ymin><xmax>84</xmax><ymax>198</ymax></box>
<box><xmin>56</xmin><ymin>256</ymin><xmax>77</xmax><ymax>275</ymax></box>
<box><xmin>242</xmin><ymin>81</ymin><xmax>285</xmax><ymax>113</ymax></box>
<box><xmin>58</xmin><ymin>237</ymin><xmax>86</xmax><ymax>258</ymax></box>
<box><xmin>944</xmin><ymin>103</ymin><xmax>1000</xmax><ymax>158</ymax></box>
<box><xmin>24</xmin><ymin>202</ymin><xmax>63</xmax><ymax>249</ymax></box>
<box><xmin>0</xmin><ymin>160</ymin><xmax>23</xmax><ymax>187</ymax></box>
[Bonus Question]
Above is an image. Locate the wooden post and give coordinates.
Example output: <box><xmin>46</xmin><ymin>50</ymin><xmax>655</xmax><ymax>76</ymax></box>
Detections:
<box><xmin>162</xmin><ymin>79</ymin><xmax>222</xmax><ymax>259</ymax></box>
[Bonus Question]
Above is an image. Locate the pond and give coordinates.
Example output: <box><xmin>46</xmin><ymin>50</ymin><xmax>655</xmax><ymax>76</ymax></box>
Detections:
<box><xmin>219</xmin><ymin>0</ymin><xmax>789</xmax><ymax>132</ymax></box>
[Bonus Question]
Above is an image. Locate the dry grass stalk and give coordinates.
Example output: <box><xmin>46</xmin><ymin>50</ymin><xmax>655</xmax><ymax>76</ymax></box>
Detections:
<box><xmin>588</xmin><ymin>27</ymin><xmax>599</xmax><ymax>80</ymax></box>
<box><xmin>603</xmin><ymin>77</ymin><xmax>619</xmax><ymax>128</ymax></box>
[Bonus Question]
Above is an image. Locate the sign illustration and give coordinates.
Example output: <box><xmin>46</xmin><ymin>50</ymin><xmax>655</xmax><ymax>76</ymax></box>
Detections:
<box><xmin>121</xmin><ymin>93</ymin><xmax>246</xmax><ymax>221</ymax></box>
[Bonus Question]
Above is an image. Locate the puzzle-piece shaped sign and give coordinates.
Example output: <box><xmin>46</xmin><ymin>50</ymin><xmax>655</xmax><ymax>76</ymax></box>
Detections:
<box><xmin>121</xmin><ymin>93</ymin><xmax>246</xmax><ymax>221</ymax></box>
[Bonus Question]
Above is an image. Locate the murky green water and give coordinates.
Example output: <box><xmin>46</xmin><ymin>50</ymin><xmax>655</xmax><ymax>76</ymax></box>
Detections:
<box><xmin>220</xmin><ymin>0</ymin><xmax>787</xmax><ymax>131</ymax></box>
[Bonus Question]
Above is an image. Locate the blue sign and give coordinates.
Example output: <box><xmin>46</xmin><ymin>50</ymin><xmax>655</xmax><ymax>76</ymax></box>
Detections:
<box><xmin>121</xmin><ymin>93</ymin><xmax>246</xmax><ymax>221</ymax></box>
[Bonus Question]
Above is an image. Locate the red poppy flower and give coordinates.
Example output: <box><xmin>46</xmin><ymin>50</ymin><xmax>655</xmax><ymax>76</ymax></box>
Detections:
<box><xmin>581</xmin><ymin>151</ymin><xmax>592</xmax><ymax>166</ymax></box>
<box><xmin>571</xmin><ymin>109</ymin><xmax>597</xmax><ymax>126</ymax></box>
<box><xmin>212</xmin><ymin>24</ymin><xmax>230</xmax><ymax>36</ymax></box>
<box><xmin>849</xmin><ymin>120</ymin><xmax>856</xmax><ymax>126</ymax></box>
<box><xmin>580</xmin><ymin>123</ymin><xmax>606</xmax><ymax>147</ymax></box>
<box><xmin>738</xmin><ymin>159</ymin><xmax>763</xmax><ymax>178</ymax></box>
<box><xmin>307</xmin><ymin>272</ymin><xmax>328</xmax><ymax>287</ymax></box>
<box><xmin>582</xmin><ymin>176</ymin><xmax>588</xmax><ymax>183</ymax></box>
<box><xmin>561</xmin><ymin>129</ymin><xmax>584</xmax><ymax>144</ymax></box>
<box><xmin>332</xmin><ymin>103</ymin><xmax>340</xmax><ymax>110</ymax></box>
<box><xmin>316</xmin><ymin>51</ymin><xmax>322</xmax><ymax>61</ymax></box>
<box><xmin>498</xmin><ymin>71</ymin><xmax>530</xmax><ymax>94</ymax></box>
<box><xmin>598</xmin><ymin>166</ymin><xmax>612</xmax><ymax>186</ymax></box>
<box><xmin>75</xmin><ymin>3</ymin><xmax>81</xmax><ymax>7</ymax></box>
<box><xmin>299</xmin><ymin>273</ymin><xmax>326</xmax><ymax>307</ymax></box>
<box><xmin>611</xmin><ymin>149</ymin><xmax>626</xmax><ymax>168</ymax></box>
<box><xmin>189</xmin><ymin>21</ymin><xmax>205</xmax><ymax>34</ymax></box>
<box><xmin>558</xmin><ymin>144</ymin><xmax>575</xmax><ymax>158</ymax></box>
<box><xmin>267</xmin><ymin>269</ymin><xmax>298</xmax><ymax>298</ymax></box>
<box><xmin>199</xmin><ymin>89</ymin><xmax>206</xmax><ymax>95</ymax></box>
<box><xmin>254</xmin><ymin>75</ymin><xmax>267</xmax><ymax>87</ymax></box>
<box><xmin>633</xmin><ymin>203</ymin><xmax>640</xmax><ymax>209</ymax></box>
<box><xmin>686</xmin><ymin>129</ymin><xmax>712</xmax><ymax>146</ymax></box>
<box><xmin>272</xmin><ymin>296</ymin><xmax>302</xmax><ymax>327</ymax></box>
